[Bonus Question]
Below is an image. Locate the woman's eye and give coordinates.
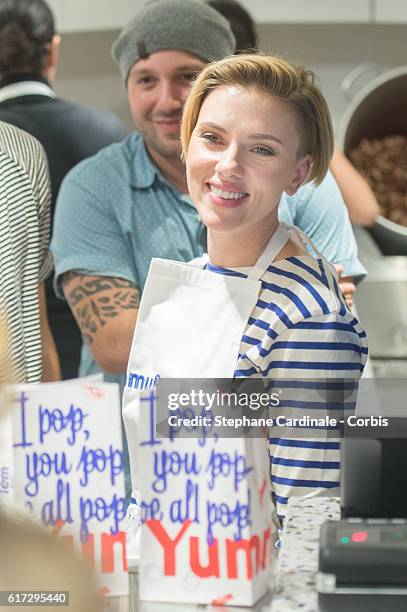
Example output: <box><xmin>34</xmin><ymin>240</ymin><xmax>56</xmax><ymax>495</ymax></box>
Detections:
<box><xmin>252</xmin><ymin>146</ymin><xmax>275</xmax><ymax>156</ymax></box>
<box><xmin>201</xmin><ymin>133</ymin><xmax>221</xmax><ymax>144</ymax></box>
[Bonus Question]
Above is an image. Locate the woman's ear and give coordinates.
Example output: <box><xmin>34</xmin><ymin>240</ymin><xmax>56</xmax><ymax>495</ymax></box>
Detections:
<box><xmin>285</xmin><ymin>154</ymin><xmax>312</xmax><ymax>196</ymax></box>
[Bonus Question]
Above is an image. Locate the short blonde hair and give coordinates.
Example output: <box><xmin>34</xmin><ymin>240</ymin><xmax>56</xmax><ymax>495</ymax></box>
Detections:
<box><xmin>181</xmin><ymin>53</ymin><xmax>334</xmax><ymax>184</ymax></box>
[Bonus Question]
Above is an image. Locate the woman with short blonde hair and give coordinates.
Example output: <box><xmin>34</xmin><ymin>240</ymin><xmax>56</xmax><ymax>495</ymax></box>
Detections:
<box><xmin>181</xmin><ymin>53</ymin><xmax>334</xmax><ymax>185</ymax></box>
<box><xmin>124</xmin><ymin>54</ymin><xmax>368</xmax><ymax>524</ymax></box>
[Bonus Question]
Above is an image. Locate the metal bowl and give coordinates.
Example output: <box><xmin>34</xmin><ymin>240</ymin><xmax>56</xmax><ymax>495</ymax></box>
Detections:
<box><xmin>338</xmin><ymin>65</ymin><xmax>407</xmax><ymax>255</ymax></box>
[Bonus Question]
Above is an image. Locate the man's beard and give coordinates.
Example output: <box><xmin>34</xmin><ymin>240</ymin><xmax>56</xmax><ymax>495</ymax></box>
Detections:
<box><xmin>147</xmin><ymin>129</ymin><xmax>182</xmax><ymax>160</ymax></box>
<box><xmin>137</xmin><ymin>111</ymin><xmax>183</xmax><ymax>160</ymax></box>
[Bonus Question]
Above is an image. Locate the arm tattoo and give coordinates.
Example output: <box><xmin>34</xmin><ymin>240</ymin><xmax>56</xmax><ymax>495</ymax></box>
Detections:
<box><xmin>63</xmin><ymin>272</ymin><xmax>140</xmax><ymax>346</ymax></box>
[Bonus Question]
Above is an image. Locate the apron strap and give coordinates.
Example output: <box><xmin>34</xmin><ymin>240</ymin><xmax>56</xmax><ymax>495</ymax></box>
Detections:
<box><xmin>247</xmin><ymin>224</ymin><xmax>290</xmax><ymax>280</ymax></box>
<box><xmin>285</xmin><ymin>222</ymin><xmax>325</xmax><ymax>260</ymax></box>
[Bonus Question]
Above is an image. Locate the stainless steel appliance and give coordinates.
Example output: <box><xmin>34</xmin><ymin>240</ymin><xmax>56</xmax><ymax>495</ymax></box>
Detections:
<box><xmin>355</xmin><ymin>255</ymin><xmax>407</xmax><ymax>358</ymax></box>
<box><xmin>338</xmin><ymin>65</ymin><xmax>407</xmax><ymax>255</ymax></box>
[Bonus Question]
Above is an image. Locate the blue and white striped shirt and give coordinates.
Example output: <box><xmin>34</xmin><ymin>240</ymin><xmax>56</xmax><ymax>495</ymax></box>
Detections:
<box><xmin>206</xmin><ymin>244</ymin><xmax>368</xmax><ymax>521</ymax></box>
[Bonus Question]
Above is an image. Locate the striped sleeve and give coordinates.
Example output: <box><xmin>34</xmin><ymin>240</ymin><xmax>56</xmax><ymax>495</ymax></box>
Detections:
<box><xmin>27</xmin><ymin>138</ymin><xmax>53</xmax><ymax>282</ymax></box>
<box><xmin>260</xmin><ymin>312</ymin><xmax>367</xmax><ymax>378</ymax></box>
<box><xmin>261</xmin><ymin>314</ymin><xmax>366</xmax><ymax>522</ymax></box>
<box><xmin>0</xmin><ymin>122</ymin><xmax>52</xmax><ymax>382</ymax></box>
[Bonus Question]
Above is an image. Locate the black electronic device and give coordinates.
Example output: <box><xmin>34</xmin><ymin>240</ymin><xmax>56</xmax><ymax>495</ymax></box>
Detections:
<box><xmin>318</xmin><ymin>519</ymin><xmax>407</xmax><ymax>612</ymax></box>
<box><xmin>341</xmin><ymin>436</ymin><xmax>407</xmax><ymax>519</ymax></box>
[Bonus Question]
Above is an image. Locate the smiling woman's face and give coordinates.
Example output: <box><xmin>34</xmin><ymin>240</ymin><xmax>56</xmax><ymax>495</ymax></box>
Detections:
<box><xmin>186</xmin><ymin>85</ymin><xmax>310</xmax><ymax>237</ymax></box>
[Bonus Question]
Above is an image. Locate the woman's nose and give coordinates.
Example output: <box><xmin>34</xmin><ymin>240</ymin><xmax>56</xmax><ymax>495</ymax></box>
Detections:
<box><xmin>215</xmin><ymin>146</ymin><xmax>243</xmax><ymax>178</ymax></box>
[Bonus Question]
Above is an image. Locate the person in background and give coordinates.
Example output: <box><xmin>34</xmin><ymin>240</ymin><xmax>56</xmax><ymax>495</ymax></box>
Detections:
<box><xmin>0</xmin><ymin>0</ymin><xmax>128</xmax><ymax>379</ymax></box>
<box><xmin>0</xmin><ymin>121</ymin><xmax>60</xmax><ymax>383</ymax></box>
<box><xmin>51</xmin><ymin>0</ymin><xmax>366</xmax><ymax>395</ymax></box>
<box><xmin>207</xmin><ymin>0</ymin><xmax>258</xmax><ymax>53</ymax></box>
<box><xmin>206</xmin><ymin>0</ymin><xmax>380</xmax><ymax>228</ymax></box>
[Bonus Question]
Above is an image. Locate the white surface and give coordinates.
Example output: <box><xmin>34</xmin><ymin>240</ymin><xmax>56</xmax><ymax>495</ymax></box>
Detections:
<box><xmin>48</xmin><ymin>0</ymin><xmax>142</xmax><ymax>33</ymax></box>
<box><xmin>375</xmin><ymin>0</ymin><xmax>407</xmax><ymax>22</ymax></box>
<box><xmin>48</xmin><ymin>0</ymin><xmax>382</xmax><ymax>32</ymax></box>
<box><xmin>46</xmin><ymin>0</ymin><xmax>64</xmax><ymax>31</ymax></box>
<box><xmin>242</xmin><ymin>0</ymin><xmax>371</xmax><ymax>23</ymax></box>
<box><xmin>48</xmin><ymin>0</ymin><xmax>407</xmax><ymax>33</ymax></box>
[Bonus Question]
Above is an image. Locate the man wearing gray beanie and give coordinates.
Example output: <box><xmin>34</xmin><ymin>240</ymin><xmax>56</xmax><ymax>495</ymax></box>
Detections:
<box><xmin>51</xmin><ymin>0</ymin><xmax>236</xmax><ymax>387</ymax></box>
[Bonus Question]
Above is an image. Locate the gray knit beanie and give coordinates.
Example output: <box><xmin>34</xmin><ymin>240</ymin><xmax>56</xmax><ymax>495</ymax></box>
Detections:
<box><xmin>112</xmin><ymin>0</ymin><xmax>235</xmax><ymax>84</ymax></box>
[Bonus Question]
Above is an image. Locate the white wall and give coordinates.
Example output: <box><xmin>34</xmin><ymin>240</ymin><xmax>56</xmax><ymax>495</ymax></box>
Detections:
<box><xmin>257</xmin><ymin>23</ymin><xmax>407</xmax><ymax>134</ymax></box>
<box><xmin>54</xmin><ymin>30</ymin><xmax>132</xmax><ymax>129</ymax></box>
<box><xmin>54</xmin><ymin>24</ymin><xmax>407</xmax><ymax>134</ymax></box>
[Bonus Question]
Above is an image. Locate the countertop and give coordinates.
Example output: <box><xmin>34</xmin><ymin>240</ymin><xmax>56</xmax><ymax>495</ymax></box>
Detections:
<box><xmin>103</xmin><ymin>572</ymin><xmax>278</xmax><ymax>612</ymax></box>
<box><xmin>371</xmin><ymin>359</ymin><xmax>407</xmax><ymax>378</ymax></box>
<box><xmin>270</xmin><ymin>497</ymin><xmax>340</xmax><ymax>612</ymax></box>
<box><xmin>104</xmin><ymin>571</ymin><xmax>274</xmax><ymax>612</ymax></box>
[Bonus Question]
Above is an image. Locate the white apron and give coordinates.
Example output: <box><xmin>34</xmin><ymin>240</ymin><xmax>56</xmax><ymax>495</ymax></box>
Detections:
<box><xmin>125</xmin><ymin>224</ymin><xmax>290</xmax><ymax>384</ymax></box>
<box><xmin>122</xmin><ymin>225</ymin><xmax>290</xmax><ymax>516</ymax></box>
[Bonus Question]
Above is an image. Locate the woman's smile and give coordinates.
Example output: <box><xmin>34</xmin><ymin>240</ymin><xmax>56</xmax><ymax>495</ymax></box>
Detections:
<box><xmin>207</xmin><ymin>182</ymin><xmax>249</xmax><ymax>207</ymax></box>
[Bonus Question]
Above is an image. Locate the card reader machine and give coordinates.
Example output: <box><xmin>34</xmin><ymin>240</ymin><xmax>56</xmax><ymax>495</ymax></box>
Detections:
<box><xmin>318</xmin><ymin>520</ymin><xmax>407</xmax><ymax>612</ymax></box>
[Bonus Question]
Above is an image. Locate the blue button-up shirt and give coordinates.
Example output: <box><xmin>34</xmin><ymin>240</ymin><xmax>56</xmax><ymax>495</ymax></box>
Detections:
<box><xmin>51</xmin><ymin>133</ymin><xmax>206</xmax><ymax>382</ymax></box>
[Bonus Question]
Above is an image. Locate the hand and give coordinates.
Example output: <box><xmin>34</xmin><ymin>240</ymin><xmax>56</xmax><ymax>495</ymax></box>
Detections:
<box><xmin>334</xmin><ymin>265</ymin><xmax>355</xmax><ymax>308</ymax></box>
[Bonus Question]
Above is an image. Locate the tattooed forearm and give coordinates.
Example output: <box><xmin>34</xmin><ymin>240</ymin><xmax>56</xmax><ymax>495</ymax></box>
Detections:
<box><xmin>62</xmin><ymin>272</ymin><xmax>140</xmax><ymax>346</ymax></box>
<box><xmin>64</xmin><ymin>274</ymin><xmax>138</xmax><ymax>306</ymax></box>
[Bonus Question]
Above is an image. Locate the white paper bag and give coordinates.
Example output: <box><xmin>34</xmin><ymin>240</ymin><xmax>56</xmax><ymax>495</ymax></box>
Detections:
<box><xmin>5</xmin><ymin>381</ymin><xmax>128</xmax><ymax>597</ymax></box>
<box><xmin>135</xmin><ymin>389</ymin><xmax>274</xmax><ymax>607</ymax></box>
